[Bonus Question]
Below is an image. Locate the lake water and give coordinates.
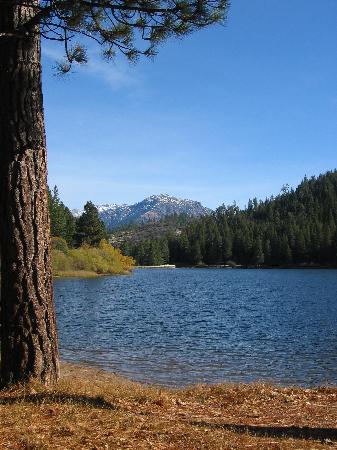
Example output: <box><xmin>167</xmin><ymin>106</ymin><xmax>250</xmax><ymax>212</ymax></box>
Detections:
<box><xmin>54</xmin><ymin>268</ymin><xmax>337</xmax><ymax>387</ymax></box>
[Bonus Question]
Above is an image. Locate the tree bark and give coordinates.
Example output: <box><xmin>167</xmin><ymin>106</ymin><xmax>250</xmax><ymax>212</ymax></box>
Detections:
<box><xmin>0</xmin><ymin>1</ymin><xmax>60</xmax><ymax>386</ymax></box>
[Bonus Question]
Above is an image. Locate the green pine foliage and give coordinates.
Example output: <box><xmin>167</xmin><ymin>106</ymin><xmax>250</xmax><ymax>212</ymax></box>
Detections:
<box><xmin>48</xmin><ymin>186</ymin><xmax>76</xmax><ymax>245</ymax></box>
<box><xmin>125</xmin><ymin>237</ymin><xmax>170</xmax><ymax>266</ymax></box>
<box><xmin>75</xmin><ymin>201</ymin><xmax>108</xmax><ymax>247</ymax></box>
<box><xmin>127</xmin><ymin>170</ymin><xmax>337</xmax><ymax>267</ymax></box>
<box><xmin>34</xmin><ymin>1</ymin><xmax>229</xmax><ymax>74</ymax></box>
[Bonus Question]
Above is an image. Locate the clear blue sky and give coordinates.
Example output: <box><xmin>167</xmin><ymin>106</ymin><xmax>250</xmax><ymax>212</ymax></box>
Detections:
<box><xmin>42</xmin><ymin>0</ymin><xmax>337</xmax><ymax>210</ymax></box>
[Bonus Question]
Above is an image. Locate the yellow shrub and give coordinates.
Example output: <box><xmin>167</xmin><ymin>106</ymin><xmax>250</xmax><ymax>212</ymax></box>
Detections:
<box><xmin>98</xmin><ymin>240</ymin><xmax>135</xmax><ymax>274</ymax></box>
<box><xmin>52</xmin><ymin>240</ymin><xmax>135</xmax><ymax>277</ymax></box>
<box><xmin>52</xmin><ymin>249</ymin><xmax>72</xmax><ymax>272</ymax></box>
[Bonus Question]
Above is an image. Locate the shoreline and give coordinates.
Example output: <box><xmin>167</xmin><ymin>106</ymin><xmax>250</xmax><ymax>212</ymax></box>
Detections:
<box><xmin>53</xmin><ymin>269</ymin><xmax>133</xmax><ymax>278</ymax></box>
<box><xmin>134</xmin><ymin>264</ymin><xmax>337</xmax><ymax>270</ymax></box>
<box><xmin>52</xmin><ymin>265</ymin><xmax>337</xmax><ymax>277</ymax></box>
<box><xmin>2</xmin><ymin>360</ymin><xmax>336</xmax><ymax>449</ymax></box>
<box><xmin>135</xmin><ymin>264</ymin><xmax>176</xmax><ymax>269</ymax></box>
<box><xmin>60</xmin><ymin>360</ymin><xmax>337</xmax><ymax>390</ymax></box>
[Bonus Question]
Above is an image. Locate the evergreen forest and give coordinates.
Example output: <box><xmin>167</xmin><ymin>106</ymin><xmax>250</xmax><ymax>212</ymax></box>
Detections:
<box><xmin>123</xmin><ymin>170</ymin><xmax>337</xmax><ymax>267</ymax></box>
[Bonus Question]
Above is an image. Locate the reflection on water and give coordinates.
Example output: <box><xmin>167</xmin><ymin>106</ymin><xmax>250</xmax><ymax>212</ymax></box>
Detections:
<box><xmin>54</xmin><ymin>268</ymin><xmax>337</xmax><ymax>387</ymax></box>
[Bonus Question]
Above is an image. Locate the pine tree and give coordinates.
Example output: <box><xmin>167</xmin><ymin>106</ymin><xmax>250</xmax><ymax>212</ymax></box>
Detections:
<box><xmin>293</xmin><ymin>230</ymin><xmax>306</xmax><ymax>263</ymax></box>
<box><xmin>263</xmin><ymin>239</ymin><xmax>272</xmax><ymax>265</ymax></box>
<box><xmin>204</xmin><ymin>221</ymin><xmax>222</xmax><ymax>264</ymax></box>
<box><xmin>179</xmin><ymin>233</ymin><xmax>191</xmax><ymax>264</ymax></box>
<box><xmin>134</xmin><ymin>242</ymin><xmax>146</xmax><ymax>266</ymax></box>
<box><xmin>278</xmin><ymin>235</ymin><xmax>292</xmax><ymax>264</ymax></box>
<box><xmin>222</xmin><ymin>229</ymin><xmax>233</xmax><ymax>262</ymax></box>
<box><xmin>189</xmin><ymin>240</ymin><xmax>203</xmax><ymax>265</ymax></box>
<box><xmin>252</xmin><ymin>236</ymin><xmax>264</xmax><ymax>265</ymax></box>
<box><xmin>160</xmin><ymin>238</ymin><xmax>170</xmax><ymax>264</ymax></box>
<box><xmin>49</xmin><ymin>186</ymin><xmax>76</xmax><ymax>245</ymax></box>
<box><xmin>75</xmin><ymin>202</ymin><xmax>108</xmax><ymax>247</ymax></box>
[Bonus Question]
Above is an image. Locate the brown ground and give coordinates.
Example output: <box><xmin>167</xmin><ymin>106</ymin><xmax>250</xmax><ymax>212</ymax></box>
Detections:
<box><xmin>0</xmin><ymin>362</ymin><xmax>336</xmax><ymax>449</ymax></box>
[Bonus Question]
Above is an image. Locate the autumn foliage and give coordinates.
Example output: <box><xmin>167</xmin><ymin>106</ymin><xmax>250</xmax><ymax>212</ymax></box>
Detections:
<box><xmin>52</xmin><ymin>238</ymin><xmax>134</xmax><ymax>277</ymax></box>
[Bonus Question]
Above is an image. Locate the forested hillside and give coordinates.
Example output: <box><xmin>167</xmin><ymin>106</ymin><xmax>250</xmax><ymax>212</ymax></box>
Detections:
<box><xmin>125</xmin><ymin>170</ymin><xmax>337</xmax><ymax>267</ymax></box>
<box><xmin>110</xmin><ymin>214</ymin><xmax>192</xmax><ymax>246</ymax></box>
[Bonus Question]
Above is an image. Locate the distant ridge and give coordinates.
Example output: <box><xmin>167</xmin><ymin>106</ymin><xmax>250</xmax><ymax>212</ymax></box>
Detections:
<box><xmin>73</xmin><ymin>194</ymin><xmax>212</xmax><ymax>230</ymax></box>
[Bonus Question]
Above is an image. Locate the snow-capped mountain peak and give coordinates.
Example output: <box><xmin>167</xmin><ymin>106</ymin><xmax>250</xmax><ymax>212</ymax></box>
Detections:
<box><xmin>73</xmin><ymin>194</ymin><xmax>212</xmax><ymax>230</ymax></box>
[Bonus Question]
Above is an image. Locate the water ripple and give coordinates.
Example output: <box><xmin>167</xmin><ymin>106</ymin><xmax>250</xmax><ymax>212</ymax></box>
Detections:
<box><xmin>54</xmin><ymin>268</ymin><xmax>337</xmax><ymax>387</ymax></box>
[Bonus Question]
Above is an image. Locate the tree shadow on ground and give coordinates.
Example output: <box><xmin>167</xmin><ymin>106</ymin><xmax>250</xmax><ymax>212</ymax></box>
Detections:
<box><xmin>0</xmin><ymin>392</ymin><xmax>117</xmax><ymax>410</ymax></box>
<box><xmin>190</xmin><ymin>421</ymin><xmax>337</xmax><ymax>442</ymax></box>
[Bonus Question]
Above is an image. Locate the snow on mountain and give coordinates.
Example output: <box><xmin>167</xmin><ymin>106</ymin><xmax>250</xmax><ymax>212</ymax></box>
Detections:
<box><xmin>72</xmin><ymin>194</ymin><xmax>212</xmax><ymax>230</ymax></box>
<box><xmin>98</xmin><ymin>203</ymin><xmax>131</xmax><ymax>229</ymax></box>
<box><xmin>71</xmin><ymin>208</ymin><xmax>84</xmax><ymax>218</ymax></box>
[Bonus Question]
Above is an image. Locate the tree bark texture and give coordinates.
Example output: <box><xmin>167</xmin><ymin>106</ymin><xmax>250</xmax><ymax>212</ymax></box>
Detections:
<box><xmin>0</xmin><ymin>1</ymin><xmax>60</xmax><ymax>386</ymax></box>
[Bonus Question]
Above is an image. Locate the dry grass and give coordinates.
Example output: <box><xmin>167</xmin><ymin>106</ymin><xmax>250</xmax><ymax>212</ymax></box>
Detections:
<box><xmin>53</xmin><ymin>270</ymin><xmax>103</xmax><ymax>278</ymax></box>
<box><xmin>0</xmin><ymin>362</ymin><xmax>336</xmax><ymax>449</ymax></box>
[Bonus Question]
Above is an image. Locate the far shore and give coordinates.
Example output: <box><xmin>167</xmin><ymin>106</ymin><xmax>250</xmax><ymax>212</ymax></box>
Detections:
<box><xmin>190</xmin><ymin>264</ymin><xmax>337</xmax><ymax>269</ymax></box>
<box><xmin>53</xmin><ymin>269</ymin><xmax>132</xmax><ymax>278</ymax></box>
<box><xmin>136</xmin><ymin>263</ymin><xmax>337</xmax><ymax>270</ymax></box>
<box><xmin>53</xmin><ymin>264</ymin><xmax>337</xmax><ymax>279</ymax></box>
<box><xmin>135</xmin><ymin>264</ymin><xmax>176</xmax><ymax>269</ymax></box>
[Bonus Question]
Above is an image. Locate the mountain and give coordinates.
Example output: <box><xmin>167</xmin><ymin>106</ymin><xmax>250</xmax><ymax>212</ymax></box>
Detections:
<box><xmin>73</xmin><ymin>194</ymin><xmax>212</xmax><ymax>230</ymax></box>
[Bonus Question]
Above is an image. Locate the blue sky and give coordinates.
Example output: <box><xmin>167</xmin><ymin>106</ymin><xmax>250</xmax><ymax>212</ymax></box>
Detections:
<box><xmin>42</xmin><ymin>0</ymin><xmax>337</xmax><ymax>210</ymax></box>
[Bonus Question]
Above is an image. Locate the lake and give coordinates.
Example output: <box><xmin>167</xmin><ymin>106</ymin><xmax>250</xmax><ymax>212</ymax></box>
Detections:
<box><xmin>54</xmin><ymin>268</ymin><xmax>337</xmax><ymax>387</ymax></box>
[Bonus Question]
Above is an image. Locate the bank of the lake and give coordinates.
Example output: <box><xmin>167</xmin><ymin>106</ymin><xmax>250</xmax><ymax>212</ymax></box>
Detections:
<box><xmin>1</xmin><ymin>361</ymin><xmax>336</xmax><ymax>449</ymax></box>
<box><xmin>54</xmin><ymin>270</ymin><xmax>107</xmax><ymax>278</ymax></box>
<box><xmin>174</xmin><ymin>263</ymin><xmax>337</xmax><ymax>269</ymax></box>
<box><xmin>136</xmin><ymin>264</ymin><xmax>176</xmax><ymax>269</ymax></box>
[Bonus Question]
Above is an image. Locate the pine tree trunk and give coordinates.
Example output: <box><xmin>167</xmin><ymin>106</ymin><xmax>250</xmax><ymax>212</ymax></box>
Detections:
<box><xmin>0</xmin><ymin>1</ymin><xmax>60</xmax><ymax>386</ymax></box>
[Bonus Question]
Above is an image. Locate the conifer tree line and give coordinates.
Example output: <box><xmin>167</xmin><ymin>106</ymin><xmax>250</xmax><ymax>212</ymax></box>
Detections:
<box><xmin>125</xmin><ymin>170</ymin><xmax>337</xmax><ymax>266</ymax></box>
<box><xmin>48</xmin><ymin>186</ymin><xmax>107</xmax><ymax>247</ymax></box>
<box><xmin>124</xmin><ymin>238</ymin><xmax>170</xmax><ymax>266</ymax></box>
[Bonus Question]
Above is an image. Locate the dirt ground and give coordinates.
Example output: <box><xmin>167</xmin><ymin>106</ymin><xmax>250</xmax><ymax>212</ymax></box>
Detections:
<box><xmin>0</xmin><ymin>362</ymin><xmax>336</xmax><ymax>449</ymax></box>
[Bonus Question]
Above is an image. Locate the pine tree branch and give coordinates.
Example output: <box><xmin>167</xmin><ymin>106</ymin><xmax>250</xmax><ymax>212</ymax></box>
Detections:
<box><xmin>20</xmin><ymin>1</ymin><xmax>181</xmax><ymax>32</ymax></box>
